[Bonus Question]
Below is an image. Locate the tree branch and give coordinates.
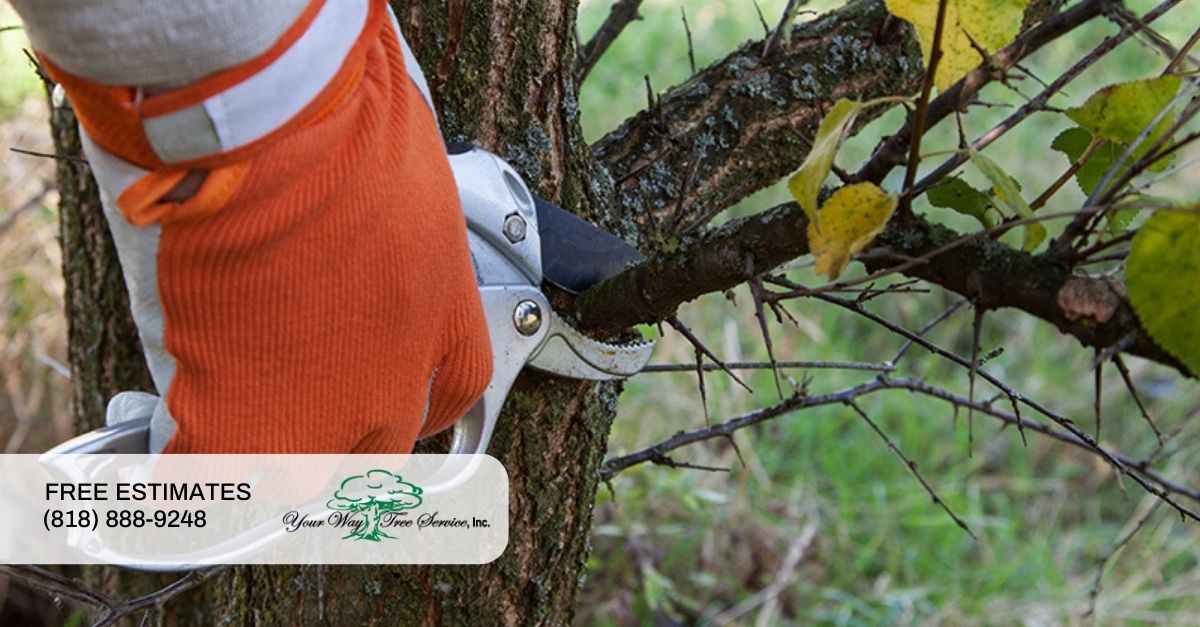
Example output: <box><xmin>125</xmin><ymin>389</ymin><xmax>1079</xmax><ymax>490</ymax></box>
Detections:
<box><xmin>575</xmin><ymin>0</ymin><xmax>644</xmax><ymax>84</ymax></box>
<box><xmin>591</xmin><ymin>0</ymin><xmax>923</xmax><ymax>242</ymax></box>
<box><xmin>599</xmin><ymin>376</ymin><xmax>1200</xmax><ymax>513</ymax></box>
<box><xmin>575</xmin><ymin>201</ymin><xmax>1191</xmax><ymax>377</ymax></box>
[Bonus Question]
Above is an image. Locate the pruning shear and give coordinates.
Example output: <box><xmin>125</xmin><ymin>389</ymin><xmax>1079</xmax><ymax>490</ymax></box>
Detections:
<box><xmin>45</xmin><ymin>145</ymin><xmax>655</xmax><ymax>459</ymax></box>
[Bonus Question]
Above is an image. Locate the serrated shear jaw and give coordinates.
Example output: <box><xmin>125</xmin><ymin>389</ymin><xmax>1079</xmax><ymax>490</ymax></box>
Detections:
<box><xmin>528</xmin><ymin>310</ymin><xmax>654</xmax><ymax>380</ymax></box>
<box><xmin>445</xmin><ymin>147</ymin><xmax>654</xmax><ymax>459</ymax></box>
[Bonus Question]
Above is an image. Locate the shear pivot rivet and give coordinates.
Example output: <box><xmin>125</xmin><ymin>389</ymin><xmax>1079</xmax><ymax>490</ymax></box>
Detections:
<box><xmin>503</xmin><ymin>213</ymin><xmax>526</xmax><ymax>243</ymax></box>
<box><xmin>513</xmin><ymin>300</ymin><xmax>542</xmax><ymax>336</ymax></box>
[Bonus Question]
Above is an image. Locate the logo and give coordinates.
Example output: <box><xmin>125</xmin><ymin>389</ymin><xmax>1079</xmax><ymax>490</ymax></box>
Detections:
<box><xmin>325</xmin><ymin>469</ymin><xmax>423</xmax><ymax>542</ymax></box>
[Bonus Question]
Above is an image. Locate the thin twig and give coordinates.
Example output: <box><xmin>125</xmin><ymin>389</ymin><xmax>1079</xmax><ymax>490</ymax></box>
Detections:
<box><xmin>1113</xmin><ymin>355</ymin><xmax>1163</xmax><ymax>445</ymax></box>
<box><xmin>642</xmin><ymin>360</ymin><xmax>896</xmax><ymax>373</ymax></box>
<box><xmin>748</xmin><ymin>266</ymin><xmax>784</xmax><ymax>398</ymax></box>
<box><xmin>1082</xmin><ymin>501</ymin><xmax>1162</xmax><ymax>622</ymax></box>
<box><xmin>1165</xmin><ymin>24</ymin><xmax>1200</xmax><ymax>73</ymax></box>
<box><xmin>0</xmin><ymin>181</ymin><xmax>53</xmax><ymax>235</ymax></box>
<box><xmin>10</xmin><ymin>147</ymin><xmax>89</xmax><ymax>164</ymax></box>
<box><xmin>848</xmin><ymin>400</ymin><xmax>976</xmax><ymax>539</ymax></box>
<box><xmin>1094</xmin><ymin>349</ymin><xmax>1104</xmax><ymax>440</ymax></box>
<box><xmin>1107</xmin><ymin>4</ymin><xmax>1185</xmax><ymax>64</ymax></box>
<box><xmin>667</xmin><ymin>317</ymin><xmax>752</xmax><ymax>393</ymax></box>
<box><xmin>22</xmin><ymin>49</ymin><xmax>54</xmax><ymax>88</ymax></box>
<box><xmin>752</xmin><ymin>0</ymin><xmax>771</xmax><ymax>36</ymax></box>
<box><xmin>680</xmin><ymin>7</ymin><xmax>696</xmax><ymax>76</ymax></box>
<box><xmin>694</xmin><ymin>348</ymin><xmax>709</xmax><ymax>424</ymax></box>
<box><xmin>900</xmin><ymin>0</ymin><xmax>951</xmax><ymax>218</ymax></box>
<box><xmin>0</xmin><ymin>565</ymin><xmax>116</xmax><ymax>610</ymax></box>
<box><xmin>762</xmin><ymin>0</ymin><xmax>803</xmax><ymax>58</ymax></box>
<box><xmin>967</xmin><ymin>307</ymin><xmax>984</xmax><ymax>457</ymax></box>
<box><xmin>891</xmin><ymin>298</ymin><xmax>968</xmax><ymax>364</ymax></box>
<box><xmin>92</xmin><ymin>567</ymin><xmax>229</xmax><ymax>627</ymax></box>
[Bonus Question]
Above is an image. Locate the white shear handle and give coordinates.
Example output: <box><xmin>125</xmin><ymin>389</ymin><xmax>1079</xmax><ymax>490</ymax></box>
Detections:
<box><xmin>446</xmin><ymin>285</ymin><xmax>548</xmax><ymax>457</ymax></box>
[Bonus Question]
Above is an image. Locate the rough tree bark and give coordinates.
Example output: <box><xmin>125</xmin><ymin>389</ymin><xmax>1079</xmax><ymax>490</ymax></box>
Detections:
<box><xmin>46</xmin><ymin>0</ymin><xmax>1188</xmax><ymax>624</ymax></box>
<box><xmin>54</xmin><ymin>0</ymin><xmax>622</xmax><ymax>623</ymax></box>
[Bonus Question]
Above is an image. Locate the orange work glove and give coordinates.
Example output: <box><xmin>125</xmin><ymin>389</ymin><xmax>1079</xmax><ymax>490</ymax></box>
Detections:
<box><xmin>24</xmin><ymin>0</ymin><xmax>492</xmax><ymax>453</ymax></box>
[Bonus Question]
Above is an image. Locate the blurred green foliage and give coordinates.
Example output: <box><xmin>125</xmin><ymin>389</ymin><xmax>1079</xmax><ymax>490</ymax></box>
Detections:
<box><xmin>0</xmin><ymin>9</ymin><xmax>39</xmax><ymax>115</ymax></box>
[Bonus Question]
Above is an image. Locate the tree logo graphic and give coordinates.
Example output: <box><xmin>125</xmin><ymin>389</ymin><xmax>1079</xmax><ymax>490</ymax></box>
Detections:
<box><xmin>326</xmin><ymin>469</ymin><xmax>423</xmax><ymax>542</ymax></box>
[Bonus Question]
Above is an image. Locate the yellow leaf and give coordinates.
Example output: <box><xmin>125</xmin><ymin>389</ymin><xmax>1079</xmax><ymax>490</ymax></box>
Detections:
<box><xmin>808</xmin><ymin>183</ymin><xmax>898</xmax><ymax>279</ymax></box>
<box><xmin>788</xmin><ymin>99</ymin><xmax>864</xmax><ymax>223</ymax></box>
<box><xmin>886</xmin><ymin>0</ymin><xmax>1028</xmax><ymax>92</ymax></box>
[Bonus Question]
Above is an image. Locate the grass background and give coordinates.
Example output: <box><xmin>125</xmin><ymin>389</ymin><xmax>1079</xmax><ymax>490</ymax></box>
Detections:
<box><xmin>0</xmin><ymin>0</ymin><xmax>1197</xmax><ymax>624</ymax></box>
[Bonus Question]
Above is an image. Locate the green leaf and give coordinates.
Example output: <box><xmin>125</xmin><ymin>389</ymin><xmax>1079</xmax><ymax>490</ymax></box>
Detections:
<box><xmin>968</xmin><ymin>148</ymin><xmax>1046</xmax><ymax>251</ymax></box>
<box><xmin>1106</xmin><ymin>207</ymin><xmax>1140</xmax><ymax>235</ymax></box>
<box><xmin>808</xmin><ymin>183</ymin><xmax>898</xmax><ymax>279</ymax></box>
<box><xmin>1066</xmin><ymin>76</ymin><xmax>1182</xmax><ymax>172</ymax></box>
<box><xmin>1051</xmin><ymin>127</ymin><xmax>1140</xmax><ymax>233</ymax></box>
<box><xmin>927</xmin><ymin>177</ymin><xmax>997</xmax><ymax>228</ymax></box>
<box><xmin>1127</xmin><ymin>210</ymin><xmax>1200</xmax><ymax>374</ymax></box>
<box><xmin>788</xmin><ymin>99</ymin><xmax>864</xmax><ymax>223</ymax></box>
<box><xmin>885</xmin><ymin>0</ymin><xmax>1029</xmax><ymax>92</ymax></box>
<box><xmin>1050</xmin><ymin>127</ymin><xmax>1125</xmax><ymax>196</ymax></box>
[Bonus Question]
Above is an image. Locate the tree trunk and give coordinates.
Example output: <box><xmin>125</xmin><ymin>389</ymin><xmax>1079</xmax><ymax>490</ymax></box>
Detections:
<box><xmin>52</xmin><ymin>0</ymin><xmax>619</xmax><ymax>623</ymax></box>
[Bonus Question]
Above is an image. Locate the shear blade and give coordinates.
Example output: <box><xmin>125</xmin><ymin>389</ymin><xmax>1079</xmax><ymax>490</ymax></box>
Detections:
<box><xmin>527</xmin><ymin>310</ymin><xmax>654</xmax><ymax>380</ymax></box>
<box><xmin>535</xmin><ymin>196</ymin><xmax>645</xmax><ymax>294</ymax></box>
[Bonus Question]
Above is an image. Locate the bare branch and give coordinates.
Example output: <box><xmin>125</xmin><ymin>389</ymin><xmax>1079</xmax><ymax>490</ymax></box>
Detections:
<box><xmin>1165</xmin><ymin>24</ymin><xmax>1200</xmax><ymax>73</ymax></box>
<box><xmin>0</xmin><ymin>180</ymin><xmax>53</xmax><ymax>235</ymax></box>
<box><xmin>763</xmin><ymin>0</ymin><xmax>804</xmax><ymax>58</ymax></box>
<box><xmin>748</xmin><ymin>269</ymin><xmax>784</xmax><ymax>398</ymax></box>
<box><xmin>93</xmin><ymin>567</ymin><xmax>229</xmax><ymax>627</ymax></box>
<box><xmin>891</xmin><ymin>298</ymin><xmax>967</xmax><ymax>364</ymax></box>
<box><xmin>599</xmin><ymin>376</ymin><xmax>1200</xmax><ymax>515</ymax></box>
<box><xmin>1094</xmin><ymin>349</ymin><xmax>1104</xmax><ymax>439</ymax></box>
<box><xmin>10</xmin><ymin>146</ymin><xmax>89</xmax><ymax>164</ymax></box>
<box><xmin>641</xmin><ymin>360</ymin><xmax>895</xmax><ymax>373</ymax></box>
<box><xmin>575</xmin><ymin>0</ymin><xmax>644</xmax><ymax>84</ymax></box>
<box><xmin>0</xmin><ymin>565</ymin><xmax>116</xmax><ymax>611</ymax></box>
